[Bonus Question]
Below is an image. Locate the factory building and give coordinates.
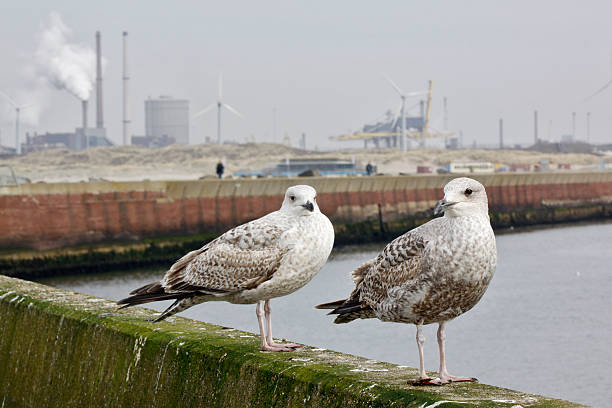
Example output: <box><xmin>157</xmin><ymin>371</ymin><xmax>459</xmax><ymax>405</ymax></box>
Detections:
<box><xmin>0</xmin><ymin>145</ymin><xmax>16</xmax><ymax>158</ymax></box>
<box><xmin>131</xmin><ymin>134</ymin><xmax>176</xmax><ymax>148</ymax></box>
<box><xmin>362</xmin><ymin>113</ymin><xmax>424</xmax><ymax>134</ymax></box>
<box><xmin>145</xmin><ymin>96</ymin><xmax>189</xmax><ymax>145</ymax></box>
<box><xmin>20</xmin><ymin>31</ymin><xmax>112</xmax><ymax>154</ymax></box>
<box><xmin>330</xmin><ymin>110</ymin><xmax>427</xmax><ymax>149</ymax></box>
<box><xmin>22</xmin><ymin>131</ymin><xmax>112</xmax><ymax>154</ymax></box>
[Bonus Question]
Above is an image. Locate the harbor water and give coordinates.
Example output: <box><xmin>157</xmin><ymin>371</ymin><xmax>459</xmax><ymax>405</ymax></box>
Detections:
<box><xmin>39</xmin><ymin>222</ymin><xmax>612</xmax><ymax>407</ymax></box>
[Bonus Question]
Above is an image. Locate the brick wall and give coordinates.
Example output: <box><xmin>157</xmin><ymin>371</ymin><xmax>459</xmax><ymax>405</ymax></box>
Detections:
<box><xmin>1</xmin><ymin>173</ymin><xmax>611</xmax><ymax>250</ymax></box>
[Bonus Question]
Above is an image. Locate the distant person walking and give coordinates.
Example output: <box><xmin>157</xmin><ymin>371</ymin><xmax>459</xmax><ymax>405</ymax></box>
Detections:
<box><xmin>366</xmin><ymin>162</ymin><xmax>374</xmax><ymax>176</ymax></box>
<box><xmin>216</xmin><ymin>160</ymin><xmax>224</xmax><ymax>179</ymax></box>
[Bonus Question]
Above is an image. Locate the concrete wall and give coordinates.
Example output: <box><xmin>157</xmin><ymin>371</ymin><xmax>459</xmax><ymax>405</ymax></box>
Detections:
<box><xmin>0</xmin><ymin>275</ymin><xmax>585</xmax><ymax>408</ymax></box>
<box><xmin>1</xmin><ymin>173</ymin><xmax>612</xmax><ymax>250</ymax></box>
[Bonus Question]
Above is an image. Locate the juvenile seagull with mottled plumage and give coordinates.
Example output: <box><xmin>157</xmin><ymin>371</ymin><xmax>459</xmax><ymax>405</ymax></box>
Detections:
<box><xmin>119</xmin><ymin>185</ymin><xmax>334</xmax><ymax>352</ymax></box>
<box><xmin>317</xmin><ymin>177</ymin><xmax>497</xmax><ymax>385</ymax></box>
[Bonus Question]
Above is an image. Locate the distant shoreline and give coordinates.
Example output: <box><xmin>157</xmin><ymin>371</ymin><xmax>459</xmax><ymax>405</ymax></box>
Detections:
<box><xmin>2</xmin><ymin>143</ymin><xmax>607</xmax><ymax>183</ymax></box>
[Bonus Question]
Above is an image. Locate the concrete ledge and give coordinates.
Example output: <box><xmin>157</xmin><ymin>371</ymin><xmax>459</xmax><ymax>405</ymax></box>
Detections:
<box><xmin>0</xmin><ymin>276</ymin><xmax>586</xmax><ymax>408</ymax></box>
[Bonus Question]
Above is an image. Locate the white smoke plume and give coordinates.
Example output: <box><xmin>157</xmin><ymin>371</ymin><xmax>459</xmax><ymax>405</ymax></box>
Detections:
<box><xmin>34</xmin><ymin>12</ymin><xmax>96</xmax><ymax>101</ymax></box>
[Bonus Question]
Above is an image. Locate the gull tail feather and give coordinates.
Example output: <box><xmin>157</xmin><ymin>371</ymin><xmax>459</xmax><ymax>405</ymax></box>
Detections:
<box><xmin>317</xmin><ymin>260</ymin><xmax>377</xmax><ymax>323</ymax></box>
<box><xmin>329</xmin><ymin>302</ymin><xmax>376</xmax><ymax>324</ymax></box>
<box><xmin>317</xmin><ymin>293</ymin><xmax>375</xmax><ymax>324</ymax></box>
<box><xmin>314</xmin><ymin>299</ymin><xmax>346</xmax><ymax>310</ymax></box>
<box><xmin>117</xmin><ymin>281</ymin><xmax>190</xmax><ymax>309</ymax></box>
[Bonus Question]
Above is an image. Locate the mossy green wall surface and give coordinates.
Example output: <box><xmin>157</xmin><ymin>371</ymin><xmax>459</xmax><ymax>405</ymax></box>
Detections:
<box><xmin>0</xmin><ymin>276</ymin><xmax>587</xmax><ymax>408</ymax></box>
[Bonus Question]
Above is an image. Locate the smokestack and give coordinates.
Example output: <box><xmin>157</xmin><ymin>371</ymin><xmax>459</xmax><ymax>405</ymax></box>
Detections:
<box><xmin>499</xmin><ymin>118</ymin><xmax>503</xmax><ymax>149</ymax></box>
<box><xmin>82</xmin><ymin>99</ymin><xmax>89</xmax><ymax>149</ymax></box>
<box><xmin>534</xmin><ymin>110</ymin><xmax>538</xmax><ymax>145</ymax></box>
<box><xmin>443</xmin><ymin>97</ymin><xmax>448</xmax><ymax>130</ymax></box>
<box><xmin>572</xmin><ymin>111</ymin><xmax>576</xmax><ymax>139</ymax></box>
<box><xmin>587</xmin><ymin>112</ymin><xmax>591</xmax><ymax>143</ymax></box>
<box><xmin>122</xmin><ymin>31</ymin><xmax>130</xmax><ymax>145</ymax></box>
<box><xmin>95</xmin><ymin>31</ymin><xmax>103</xmax><ymax>128</ymax></box>
<box><xmin>82</xmin><ymin>100</ymin><xmax>88</xmax><ymax>130</ymax></box>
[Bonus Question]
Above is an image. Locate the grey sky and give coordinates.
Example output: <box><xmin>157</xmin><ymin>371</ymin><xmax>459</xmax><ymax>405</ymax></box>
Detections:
<box><xmin>1</xmin><ymin>0</ymin><xmax>611</xmax><ymax>150</ymax></box>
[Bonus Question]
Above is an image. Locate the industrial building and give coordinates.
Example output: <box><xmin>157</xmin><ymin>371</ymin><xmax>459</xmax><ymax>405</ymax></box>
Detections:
<box><xmin>331</xmin><ymin>108</ymin><xmax>455</xmax><ymax>149</ymax></box>
<box><xmin>20</xmin><ymin>108</ymin><xmax>113</xmax><ymax>155</ymax></box>
<box><xmin>363</xmin><ymin>110</ymin><xmax>424</xmax><ymax>148</ymax></box>
<box><xmin>331</xmin><ymin>110</ymin><xmax>428</xmax><ymax>148</ymax></box>
<box><xmin>22</xmin><ymin>130</ymin><xmax>112</xmax><ymax>154</ymax></box>
<box><xmin>21</xmin><ymin>104</ymin><xmax>113</xmax><ymax>153</ymax></box>
<box><xmin>235</xmin><ymin>158</ymin><xmax>365</xmax><ymax>177</ymax></box>
<box><xmin>131</xmin><ymin>134</ymin><xmax>175</xmax><ymax>148</ymax></box>
<box><xmin>0</xmin><ymin>145</ymin><xmax>16</xmax><ymax>158</ymax></box>
<box><xmin>20</xmin><ymin>31</ymin><xmax>112</xmax><ymax>154</ymax></box>
<box><xmin>145</xmin><ymin>96</ymin><xmax>189</xmax><ymax>145</ymax></box>
<box><xmin>331</xmin><ymin>81</ymin><xmax>455</xmax><ymax>149</ymax></box>
<box><xmin>274</xmin><ymin>158</ymin><xmax>360</xmax><ymax>176</ymax></box>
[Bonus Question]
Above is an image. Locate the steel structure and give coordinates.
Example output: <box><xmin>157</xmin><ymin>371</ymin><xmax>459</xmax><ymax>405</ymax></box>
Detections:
<box><xmin>330</xmin><ymin>80</ymin><xmax>454</xmax><ymax>148</ymax></box>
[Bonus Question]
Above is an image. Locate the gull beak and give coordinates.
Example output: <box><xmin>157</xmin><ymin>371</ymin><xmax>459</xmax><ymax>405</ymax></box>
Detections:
<box><xmin>302</xmin><ymin>201</ymin><xmax>314</xmax><ymax>212</ymax></box>
<box><xmin>434</xmin><ymin>199</ymin><xmax>454</xmax><ymax>215</ymax></box>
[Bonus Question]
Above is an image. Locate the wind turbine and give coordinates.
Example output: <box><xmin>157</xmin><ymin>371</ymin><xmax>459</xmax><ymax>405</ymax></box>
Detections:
<box><xmin>0</xmin><ymin>90</ymin><xmax>32</xmax><ymax>155</ymax></box>
<box><xmin>383</xmin><ymin>75</ymin><xmax>427</xmax><ymax>152</ymax></box>
<box><xmin>585</xmin><ymin>48</ymin><xmax>612</xmax><ymax>101</ymax></box>
<box><xmin>194</xmin><ymin>74</ymin><xmax>244</xmax><ymax>144</ymax></box>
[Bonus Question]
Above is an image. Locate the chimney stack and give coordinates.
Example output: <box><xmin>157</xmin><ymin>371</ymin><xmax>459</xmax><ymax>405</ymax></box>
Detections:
<box><xmin>499</xmin><ymin>118</ymin><xmax>503</xmax><ymax>149</ymax></box>
<box><xmin>122</xmin><ymin>31</ymin><xmax>130</xmax><ymax>145</ymax></box>
<box><xmin>82</xmin><ymin>100</ymin><xmax>88</xmax><ymax>130</ymax></box>
<box><xmin>586</xmin><ymin>112</ymin><xmax>591</xmax><ymax>143</ymax></box>
<box><xmin>96</xmin><ymin>31</ymin><xmax>103</xmax><ymax>128</ymax></box>
<box><xmin>82</xmin><ymin>99</ymin><xmax>89</xmax><ymax>149</ymax></box>
<box><xmin>534</xmin><ymin>110</ymin><xmax>538</xmax><ymax>145</ymax></box>
<box><xmin>443</xmin><ymin>97</ymin><xmax>448</xmax><ymax>130</ymax></box>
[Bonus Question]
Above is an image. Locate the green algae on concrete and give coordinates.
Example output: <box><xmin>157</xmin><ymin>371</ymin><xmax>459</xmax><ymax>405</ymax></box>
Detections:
<box><xmin>0</xmin><ymin>276</ymin><xmax>587</xmax><ymax>408</ymax></box>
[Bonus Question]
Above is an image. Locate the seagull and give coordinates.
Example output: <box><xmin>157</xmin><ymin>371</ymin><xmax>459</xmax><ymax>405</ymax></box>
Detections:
<box><xmin>119</xmin><ymin>185</ymin><xmax>334</xmax><ymax>352</ymax></box>
<box><xmin>316</xmin><ymin>177</ymin><xmax>497</xmax><ymax>385</ymax></box>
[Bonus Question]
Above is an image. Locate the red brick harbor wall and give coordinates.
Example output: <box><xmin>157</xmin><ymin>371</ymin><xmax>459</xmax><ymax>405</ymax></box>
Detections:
<box><xmin>1</xmin><ymin>173</ymin><xmax>611</xmax><ymax>250</ymax></box>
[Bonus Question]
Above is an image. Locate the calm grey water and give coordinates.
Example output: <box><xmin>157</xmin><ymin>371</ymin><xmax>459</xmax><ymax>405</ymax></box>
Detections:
<box><xmin>39</xmin><ymin>223</ymin><xmax>612</xmax><ymax>407</ymax></box>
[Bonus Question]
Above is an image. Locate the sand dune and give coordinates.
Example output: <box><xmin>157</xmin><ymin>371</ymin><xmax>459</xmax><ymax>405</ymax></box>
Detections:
<box><xmin>3</xmin><ymin>143</ymin><xmax>603</xmax><ymax>183</ymax></box>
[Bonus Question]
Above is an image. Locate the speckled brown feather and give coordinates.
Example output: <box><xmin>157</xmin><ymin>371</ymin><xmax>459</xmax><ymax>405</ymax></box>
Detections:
<box><xmin>120</xmin><ymin>185</ymin><xmax>335</xmax><ymax>324</ymax></box>
<box><xmin>324</xmin><ymin>178</ymin><xmax>497</xmax><ymax>326</ymax></box>
<box><xmin>161</xmin><ymin>220</ymin><xmax>288</xmax><ymax>294</ymax></box>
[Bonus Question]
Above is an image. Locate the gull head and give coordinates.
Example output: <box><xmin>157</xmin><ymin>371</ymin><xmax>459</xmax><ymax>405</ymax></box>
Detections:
<box><xmin>281</xmin><ymin>185</ymin><xmax>319</xmax><ymax>215</ymax></box>
<box><xmin>434</xmin><ymin>177</ymin><xmax>489</xmax><ymax>218</ymax></box>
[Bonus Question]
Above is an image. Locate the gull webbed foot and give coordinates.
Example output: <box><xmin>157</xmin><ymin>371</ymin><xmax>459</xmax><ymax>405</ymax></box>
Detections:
<box><xmin>441</xmin><ymin>374</ymin><xmax>478</xmax><ymax>383</ymax></box>
<box><xmin>260</xmin><ymin>344</ymin><xmax>300</xmax><ymax>352</ymax></box>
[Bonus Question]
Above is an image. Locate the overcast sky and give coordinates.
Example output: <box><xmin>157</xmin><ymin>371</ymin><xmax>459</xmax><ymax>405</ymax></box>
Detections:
<box><xmin>1</xmin><ymin>0</ymin><xmax>612</xmax><ymax>150</ymax></box>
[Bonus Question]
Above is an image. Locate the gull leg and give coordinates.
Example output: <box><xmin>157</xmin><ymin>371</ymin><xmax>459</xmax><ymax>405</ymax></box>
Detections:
<box><xmin>437</xmin><ymin>321</ymin><xmax>477</xmax><ymax>383</ymax></box>
<box><xmin>417</xmin><ymin>324</ymin><xmax>427</xmax><ymax>379</ymax></box>
<box><xmin>256</xmin><ymin>301</ymin><xmax>297</xmax><ymax>352</ymax></box>
<box><xmin>410</xmin><ymin>323</ymin><xmax>443</xmax><ymax>386</ymax></box>
<box><xmin>256</xmin><ymin>301</ymin><xmax>270</xmax><ymax>350</ymax></box>
<box><xmin>264</xmin><ymin>300</ymin><xmax>301</xmax><ymax>350</ymax></box>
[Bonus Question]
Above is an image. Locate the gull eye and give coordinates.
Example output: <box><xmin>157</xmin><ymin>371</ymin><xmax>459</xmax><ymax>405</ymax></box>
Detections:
<box><xmin>464</xmin><ymin>188</ymin><xmax>473</xmax><ymax>196</ymax></box>
<box><xmin>290</xmin><ymin>195</ymin><xmax>295</xmax><ymax>201</ymax></box>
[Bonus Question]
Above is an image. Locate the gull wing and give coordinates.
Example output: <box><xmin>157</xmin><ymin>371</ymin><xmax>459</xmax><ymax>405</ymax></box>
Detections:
<box><xmin>161</xmin><ymin>217</ymin><xmax>289</xmax><ymax>294</ymax></box>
